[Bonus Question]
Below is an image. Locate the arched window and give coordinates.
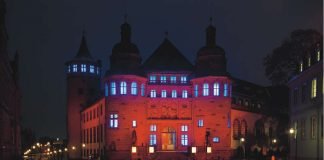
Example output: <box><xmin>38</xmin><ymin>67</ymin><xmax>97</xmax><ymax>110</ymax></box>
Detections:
<box><xmin>224</xmin><ymin>83</ymin><xmax>228</xmax><ymax>97</ymax></box>
<box><xmin>131</xmin><ymin>82</ymin><xmax>137</xmax><ymax>95</ymax></box>
<box><xmin>213</xmin><ymin>83</ymin><xmax>219</xmax><ymax>96</ymax></box>
<box><xmin>120</xmin><ymin>81</ymin><xmax>127</xmax><ymax>95</ymax></box>
<box><xmin>150</xmin><ymin>90</ymin><xmax>156</xmax><ymax>98</ymax></box>
<box><xmin>241</xmin><ymin>120</ymin><xmax>247</xmax><ymax>137</ymax></box>
<box><xmin>172</xmin><ymin>90</ymin><xmax>177</xmax><ymax>98</ymax></box>
<box><xmin>182</xmin><ymin>90</ymin><xmax>188</xmax><ymax>98</ymax></box>
<box><xmin>110</xmin><ymin>82</ymin><xmax>116</xmax><ymax>95</ymax></box>
<box><xmin>105</xmin><ymin>83</ymin><xmax>109</xmax><ymax>97</ymax></box>
<box><xmin>141</xmin><ymin>84</ymin><xmax>145</xmax><ymax>96</ymax></box>
<box><xmin>203</xmin><ymin>83</ymin><xmax>209</xmax><ymax>96</ymax></box>
<box><xmin>233</xmin><ymin>119</ymin><xmax>241</xmax><ymax>140</ymax></box>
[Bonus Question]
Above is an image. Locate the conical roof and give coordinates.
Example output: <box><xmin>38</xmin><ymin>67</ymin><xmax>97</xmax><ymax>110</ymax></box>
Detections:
<box><xmin>75</xmin><ymin>34</ymin><xmax>93</xmax><ymax>59</ymax></box>
<box><xmin>143</xmin><ymin>38</ymin><xmax>193</xmax><ymax>71</ymax></box>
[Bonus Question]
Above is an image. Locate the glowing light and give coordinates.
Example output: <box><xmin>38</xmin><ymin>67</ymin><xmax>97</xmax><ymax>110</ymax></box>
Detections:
<box><xmin>82</xmin><ymin>143</ymin><xmax>86</xmax><ymax>148</ymax></box>
<box><xmin>191</xmin><ymin>147</ymin><xmax>197</xmax><ymax>154</ymax></box>
<box><xmin>289</xmin><ymin>128</ymin><xmax>294</xmax><ymax>134</ymax></box>
<box><xmin>64</xmin><ymin>148</ymin><xmax>68</xmax><ymax>152</ymax></box>
<box><xmin>47</xmin><ymin>148</ymin><xmax>50</xmax><ymax>152</ymax></box>
<box><xmin>131</xmin><ymin>146</ymin><xmax>137</xmax><ymax>153</ymax></box>
<box><xmin>72</xmin><ymin>146</ymin><xmax>76</xmax><ymax>150</ymax></box>
<box><xmin>149</xmin><ymin>146</ymin><xmax>154</xmax><ymax>153</ymax></box>
<box><xmin>59</xmin><ymin>149</ymin><xmax>62</xmax><ymax>153</ymax></box>
<box><xmin>272</xmin><ymin>139</ymin><xmax>277</xmax><ymax>143</ymax></box>
<box><xmin>240</xmin><ymin>137</ymin><xmax>245</xmax><ymax>142</ymax></box>
<box><xmin>207</xmin><ymin>146</ymin><xmax>212</xmax><ymax>153</ymax></box>
<box><xmin>32</xmin><ymin>146</ymin><xmax>36</xmax><ymax>149</ymax></box>
<box><xmin>36</xmin><ymin>142</ymin><xmax>40</xmax><ymax>147</ymax></box>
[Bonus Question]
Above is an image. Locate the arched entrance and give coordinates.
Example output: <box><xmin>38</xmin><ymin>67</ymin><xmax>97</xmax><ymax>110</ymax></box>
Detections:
<box><xmin>161</xmin><ymin>127</ymin><xmax>176</xmax><ymax>150</ymax></box>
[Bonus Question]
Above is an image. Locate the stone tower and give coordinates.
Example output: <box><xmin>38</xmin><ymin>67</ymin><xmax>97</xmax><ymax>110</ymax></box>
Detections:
<box><xmin>65</xmin><ymin>33</ymin><xmax>101</xmax><ymax>159</ymax></box>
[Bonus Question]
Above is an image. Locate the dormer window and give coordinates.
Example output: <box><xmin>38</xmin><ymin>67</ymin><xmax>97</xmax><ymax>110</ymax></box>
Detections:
<box><xmin>110</xmin><ymin>82</ymin><xmax>116</xmax><ymax>95</ymax></box>
<box><xmin>170</xmin><ymin>76</ymin><xmax>177</xmax><ymax>84</ymax></box>
<box><xmin>180</xmin><ymin>76</ymin><xmax>187</xmax><ymax>84</ymax></box>
<box><xmin>81</xmin><ymin>64</ymin><xmax>87</xmax><ymax>72</ymax></box>
<box><xmin>90</xmin><ymin>65</ymin><xmax>95</xmax><ymax>73</ymax></box>
<box><xmin>213</xmin><ymin>83</ymin><xmax>219</xmax><ymax>96</ymax></box>
<box><xmin>160</xmin><ymin>76</ymin><xmax>167</xmax><ymax>83</ymax></box>
<box><xmin>203</xmin><ymin>83</ymin><xmax>209</xmax><ymax>96</ymax></box>
<box><xmin>150</xmin><ymin>75</ymin><xmax>156</xmax><ymax>83</ymax></box>
<box><xmin>131</xmin><ymin>82</ymin><xmax>137</xmax><ymax>95</ymax></box>
<box><xmin>73</xmin><ymin>64</ymin><xmax>78</xmax><ymax>72</ymax></box>
<box><xmin>120</xmin><ymin>81</ymin><xmax>127</xmax><ymax>95</ymax></box>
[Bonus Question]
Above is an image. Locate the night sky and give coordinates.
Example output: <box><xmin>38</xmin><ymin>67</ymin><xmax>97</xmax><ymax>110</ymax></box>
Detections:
<box><xmin>5</xmin><ymin>0</ymin><xmax>322</xmax><ymax>138</ymax></box>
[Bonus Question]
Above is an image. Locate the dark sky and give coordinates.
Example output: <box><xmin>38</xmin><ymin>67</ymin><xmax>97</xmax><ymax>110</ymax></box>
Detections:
<box><xmin>5</xmin><ymin>0</ymin><xmax>322</xmax><ymax>138</ymax></box>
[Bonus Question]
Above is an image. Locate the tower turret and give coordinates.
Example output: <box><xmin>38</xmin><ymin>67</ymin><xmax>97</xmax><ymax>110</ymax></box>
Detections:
<box><xmin>65</xmin><ymin>32</ymin><xmax>101</xmax><ymax>159</ymax></box>
<box><xmin>108</xmin><ymin>17</ymin><xmax>142</xmax><ymax>75</ymax></box>
<box><xmin>195</xmin><ymin>18</ymin><xmax>228</xmax><ymax>77</ymax></box>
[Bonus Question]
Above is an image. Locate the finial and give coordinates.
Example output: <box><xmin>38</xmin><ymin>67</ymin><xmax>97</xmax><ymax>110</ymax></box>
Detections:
<box><xmin>165</xmin><ymin>31</ymin><xmax>169</xmax><ymax>39</ymax></box>
<box><xmin>124</xmin><ymin>14</ymin><xmax>128</xmax><ymax>23</ymax></box>
<box><xmin>209</xmin><ymin>17</ymin><xmax>213</xmax><ymax>25</ymax></box>
<box><xmin>82</xmin><ymin>25</ymin><xmax>86</xmax><ymax>37</ymax></box>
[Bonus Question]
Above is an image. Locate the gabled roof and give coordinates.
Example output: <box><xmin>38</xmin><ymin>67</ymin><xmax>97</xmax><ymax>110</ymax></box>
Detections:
<box><xmin>143</xmin><ymin>38</ymin><xmax>193</xmax><ymax>71</ymax></box>
<box><xmin>75</xmin><ymin>35</ymin><xmax>93</xmax><ymax>59</ymax></box>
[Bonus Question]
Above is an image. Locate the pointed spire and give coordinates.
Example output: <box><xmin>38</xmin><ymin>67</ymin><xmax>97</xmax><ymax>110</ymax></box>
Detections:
<box><xmin>121</xmin><ymin>15</ymin><xmax>131</xmax><ymax>43</ymax></box>
<box><xmin>206</xmin><ymin>17</ymin><xmax>216</xmax><ymax>47</ymax></box>
<box><xmin>75</xmin><ymin>31</ymin><xmax>92</xmax><ymax>59</ymax></box>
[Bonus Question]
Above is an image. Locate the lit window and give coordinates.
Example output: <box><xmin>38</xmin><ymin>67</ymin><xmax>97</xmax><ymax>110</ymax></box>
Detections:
<box><xmin>181</xmin><ymin>134</ymin><xmax>188</xmax><ymax>146</ymax></box>
<box><xmin>160</xmin><ymin>76</ymin><xmax>167</xmax><ymax>83</ymax></box>
<box><xmin>132</xmin><ymin>120</ymin><xmax>136</xmax><ymax>128</ymax></box>
<box><xmin>149</xmin><ymin>134</ymin><xmax>157</xmax><ymax>145</ymax></box>
<box><xmin>110</xmin><ymin>82</ymin><xmax>116</xmax><ymax>95</ymax></box>
<box><xmin>81</xmin><ymin>64</ymin><xmax>87</xmax><ymax>72</ymax></box>
<box><xmin>317</xmin><ymin>51</ymin><xmax>321</xmax><ymax>61</ymax></box>
<box><xmin>212</xmin><ymin>137</ymin><xmax>219</xmax><ymax>143</ymax></box>
<box><xmin>141</xmin><ymin>84</ymin><xmax>145</xmax><ymax>96</ymax></box>
<box><xmin>170</xmin><ymin>76</ymin><xmax>177</xmax><ymax>83</ymax></box>
<box><xmin>73</xmin><ymin>64</ymin><xmax>78</xmax><ymax>72</ymax></box>
<box><xmin>182</xmin><ymin>90</ymin><xmax>188</xmax><ymax>98</ymax></box>
<box><xmin>90</xmin><ymin>65</ymin><xmax>95</xmax><ymax>73</ymax></box>
<box><xmin>150</xmin><ymin>75</ymin><xmax>156</xmax><ymax>83</ymax></box>
<box><xmin>120</xmin><ymin>81</ymin><xmax>127</xmax><ymax>95</ymax></box>
<box><xmin>194</xmin><ymin>85</ymin><xmax>198</xmax><ymax>97</ymax></box>
<box><xmin>150</xmin><ymin>124</ymin><xmax>157</xmax><ymax>131</ymax></box>
<box><xmin>311</xmin><ymin>116</ymin><xmax>317</xmax><ymax>139</ymax></box>
<box><xmin>311</xmin><ymin>78</ymin><xmax>317</xmax><ymax>98</ymax></box>
<box><xmin>150</xmin><ymin>90</ymin><xmax>156</xmax><ymax>98</ymax></box>
<box><xmin>67</xmin><ymin>65</ymin><xmax>71</xmax><ymax>73</ymax></box>
<box><xmin>203</xmin><ymin>83</ymin><xmax>209</xmax><ymax>96</ymax></box>
<box><xmin>308</xmin><ymin>57</ymin><xmax>311</xmax><ymax>67</ymax></box>
<box><xmin>300</xmin><ymin>62</ymin><xmax>303</xmax><ymax>72</ymax></box>
<box><xmin>181</xmin><ymin>76</ymin><xmax>187</xmax><ymax>84</ymax></box>
<box><xmin>213</xmin><ymin>83</ymin><xmax>219</xmax><ymax>96</ymax></box>
<box><xmin>181</xmin><ymin>125</ymin><xmax>188</xmax><ymax>131</ymax></box>
<box><xmin>172</xmin><ymin>90</ymin><xmax>177</xmax><ymax>98</ymax></box>
<box><xmin>198</xmin><ymin>119</ymin><xmax>204</xmax><ymax>127</ymax></box>
<box><xmin>109</xmin><ymin>113</ymin><xmax>118</xmax><ymax>128</ymax></box>
<box><xmin>161</xmin><ymin>90</ymin><xmax>167</xmax><ymax>98</ymax></box>
<box><xmin>224</xmin><ymin>83</ymin><xmax>228</xmax><ymax>97</ymax></box>
<box><xmin>131</xmin><ymin>82</ymin><xmax>137</xmax><ymax>95</ymax></box>
<box><xmin>105</xmin><ymin>83</ymin><xmax>109</xmax><ymax>97</ymax></box>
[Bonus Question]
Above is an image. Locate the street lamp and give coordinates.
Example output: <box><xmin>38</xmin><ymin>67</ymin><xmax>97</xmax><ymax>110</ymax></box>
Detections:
<box><xmin>272</xmin><ymin>139</ymin><xmax>277</xmax><ymax>144</ymax></box>
<box><xmin>289</xmin><ymin>128</ymin><xmax>297</xmax><ymax>160</ymax></box>
<box><xmin>82</xmin><ymin>143</ymin><xmax>86</xmax><ymax>148</ymax></box>
<box><xmin>240</xmin><ymin>137</ymin><xmax>246</xmax><ymax>159</ymax></box>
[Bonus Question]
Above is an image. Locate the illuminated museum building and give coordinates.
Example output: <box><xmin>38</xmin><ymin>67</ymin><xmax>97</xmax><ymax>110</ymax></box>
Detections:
<box><xmin>288</xmin><ymin>46</ymin><xmax>323</xmax><ymax>160</ymax></box>
<box><xmin>66</xmin><ymin>20</ymin><xmax>286</xmax><ymax>160</ymax></box>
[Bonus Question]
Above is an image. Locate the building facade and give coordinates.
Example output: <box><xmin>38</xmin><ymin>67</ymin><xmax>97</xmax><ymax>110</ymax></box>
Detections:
<box><xmin>0</xmin><ymin>0</ymin><xmax>22</xmax><ymax>159</ymax></box>
<box><xmin>288</xmin><ymin>46</ymin><xmax>323</xmax><ymax>160</ymax></box>
<box><xmin>66</xmin><ymin>20</ymin><xmax>286</xmax><ymax>160</ymax></box>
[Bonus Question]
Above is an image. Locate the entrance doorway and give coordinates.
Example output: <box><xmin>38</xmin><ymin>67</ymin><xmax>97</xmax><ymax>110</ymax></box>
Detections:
<box><xmin>161</xmin><ymin>127</ymin><xmax>176</xmax><ymax>150</ymax></box>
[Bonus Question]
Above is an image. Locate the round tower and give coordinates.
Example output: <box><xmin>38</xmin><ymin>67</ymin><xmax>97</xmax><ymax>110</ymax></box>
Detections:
<box><xmin>65</xmin><ymin>33</ymin><xmax>101</xmax><ymax>159</ymax></box>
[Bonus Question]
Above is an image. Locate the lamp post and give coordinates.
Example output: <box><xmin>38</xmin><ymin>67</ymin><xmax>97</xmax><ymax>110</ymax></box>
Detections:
<box><xmin>289</xmin><ymin>128</ymin><xmax>297</xmax><ymax>160</ymax></box>
<box><xmin>240</xmin><ymin>137</ymin><xmax>245</xmax><ymax>159</ymax></box>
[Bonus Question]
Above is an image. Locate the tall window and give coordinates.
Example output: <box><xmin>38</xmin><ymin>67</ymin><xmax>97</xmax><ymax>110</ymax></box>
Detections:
<box><xmin>233</xmin><ymin>119</ymin><xmax>240</xmax><ymax>139</ymax></box>
<box><xmin>224</xmin><ymin>83</ymin><xmax>228</xmax><ymax>97</ymax></box>
<box><xmin>172</xmin><ymin>90</ymin><xmax>177</xmax><ymax>98</ymax></box>
<box><xmin>194</xmin><ymin>85</ymin><xmax>198</xmax><ymax>97</ymax></box>
<box><xmin>213</xmin><ymin>83</ymin><xmax>219</xmax><ymax>96</ymax></box>
<box><xmin>203</xmin><ymin>83</ymin><xmax>209</xmax><ymax>96</ymax></box>
<box><xmin>141</xmin><ymin>84</ymin><xmax>145</xmax><ymax>96</ymax></box>
<box><xmin>241</xmin><ymin>120</ymin><xmax>247</xmax><ymax>137</ymax></box>
<box><xmin>300</xmin><ymin>62</ymin><xmax>303</xmax><ymax>72</ymax></box>
<box><xmin>131</xmin><ymin>82</ymin><xmax>137</xmax><ymax>95</ymax></box>
<box><xmin>181</xmin><ymin>135</ymin><xmax>188</xmax><ymax>146</ymax></box>
<box><xmin>182</xmin><ymin>90</ymin><xmax>188</xmax><ymax>98</ymax></box>
<box><xmin>149</xmin><ymin>134</ymin><xmax>157</xmax><ymax>145</ymax></box>
<box><xmin>311</xmin><ymin>116</ymin><xmax>317</xmax><ymax>139</ymax></box>
<box><xmin>181</xmin><ymin>76</ymin><xmax>187</xmax><ymax>84</ymax></box>
<box><xmin>109</xmin><ymin>113</ymin><xmax>118</xmax><ymax>128</ymax></box>
<box><xmin>105</xmin><ymin>83</ymin><xmax>109</xmax><ymax>97</ymax></box>
<box><xmin>150</xmin><ymin>90</ymin><xmax>156</xmax><ymax>98</ymax></box>
<box><xmin>67</xmin><ymin>65</ymin><xmax>71</xmax><ymax>73</ymax></box>
<box><xmin>150</xmin><ymin>75</ymin><xmax>156</xmax><ymax>83</ymax></box>
<box><xmin>110</xmin><ymin>82</ymin><xmax>116</xmax><ymax>95</ymax></box>
<box><xmin>308</xmin><ymin>57</ymin><xmax>311</xmax><ymax>67</ymax></box>
<box><xmin>120</xmin><ymin>81</ymin><xmax>127</xmax><ymax>95</ymax></box>
<box><xmin>161</xmin><ymin>90</ymin><xmax>167</xmax><ymax>98</ymax></box>
<box><xmin>317</xmin><ymin>51</ymin><xmax>321</xmax><ymax>61</ymax></box>
<box><xmin>132</xmin><ymin>120</ymin><xmax>137</xmax><ymax>128</ymax></box>
<box><xmin>81</xmin><ymin>64</ymin><xmax>87</xmax><ymax>72</ymax></box>
<box><xmin>311</xmin><ymin>78</ymin><xmax>317</xmax><ymax>98</ymax></box>
<box><xmin>170</xmin><ymin>76</ymin><xmax>177</xmax><ymax>84</ymax></box>
<box><xmin>90</xmin><ymin>65</ymin><xmax>95</xmax><ymax>73</ymax></box>
<box><xmin>198</xmin><ymin>119</ymin><xmax>204</xmax><ymax>127</ymax></box>
<box><xmin>160</xmin><ymin>76</ymin><xmax>167</xmax><ymax>83</ymax></box>
<box><xmin>73</xmin><ymin>64</ymin><xmax>78</xmax><ymax>72</ymax></box>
